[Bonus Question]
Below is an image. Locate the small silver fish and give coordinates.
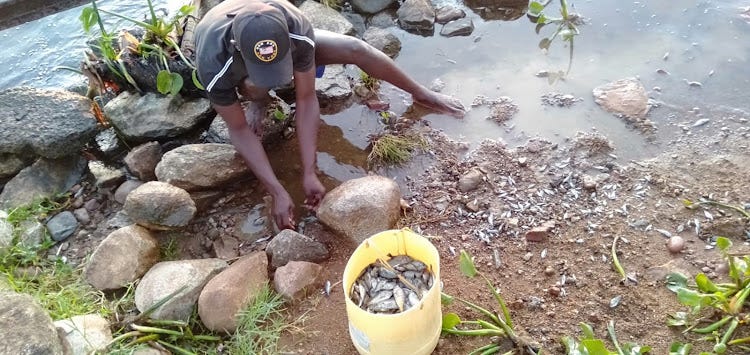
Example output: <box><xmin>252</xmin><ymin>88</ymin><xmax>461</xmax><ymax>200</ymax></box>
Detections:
<box><xmin>393</xmin><ymin>286</ymin><xmax>405</xmax><ymax>312</ymax></box>
<box><xmin>692</xmin><ymin>118</ymin><xmax>710</xmax><ymax>127</ymax></box>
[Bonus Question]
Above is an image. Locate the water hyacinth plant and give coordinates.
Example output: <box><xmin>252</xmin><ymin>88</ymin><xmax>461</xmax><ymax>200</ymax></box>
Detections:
<box><xmin>527</xmin><ymin>0</ymin><xmax>585</xmax><ymax>82</ymax></box>
<box><xmin>80</xmin><ymin>0</ymin><xmax>204</xmax><ymax>96</ymax></box>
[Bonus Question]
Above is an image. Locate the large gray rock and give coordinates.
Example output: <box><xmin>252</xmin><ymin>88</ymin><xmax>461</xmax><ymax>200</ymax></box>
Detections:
<box><xmin>155</xmin><ymin>144</ymin><xmax>250</xmax><ymax>191</ymax></box>
<box><xmin>592</xmin><ymin>78</ymin><xmax>650</xmax><ymax>122</ymax></box>
<box><xmin>436</xmin><ymin>5</ymin><xmax>466</xmax><ymax>24</ymax></box>
<box><xmin>135</xmin><ymin>259</ymin><xmax>228</xmax><ymax>321</ymax></box>
<box><xmin>266</xmin><ymin>229</ymin><xmax>330</xmax><ymax>269</ymax></box>
<box><xmin>198</xmin><ymin>252</ymin><xmax>269</xmax><ymax>333</ymax></box>
<box><xmin>0</xmin><ymin>156</ymin><xmax>86</xmax><ymax>210</ymax></box>
<box><xmin>273</xmin><ymin>261</ymin><xmax>324</xmax><ymax>301</ymax></box>
<box><xmin>317</xmin><ymin>175</ymin><xmax>401</xmax><ymax>245</ymax></box>
<box><xmin>350</xmin><ymin>0</ymin><xmax>396</xmax><ymax>14</ymax></box>
<box><xmin>54</xmin><ymin>314</ymin><xmax>112</xmax><ymax>355</ymax></box>
<box><xmin>103</xmin><ymin>92</ymin><xmax>212</xmax><ymax>143</ymax></box>
<box><xmin>315</xmin><ymin>65</ymin><xmax>353</xmax><ymax>103</ymax></box>
<box><xmin>123</xmin><ymin>181</ymin><xmax>197</xmax><ymax>230</ymax></box>
<box><xmin>124</xmin><ymin>142</ymin><xmax>163</xmax><ymax>182</ymax></box>
<box><xmin>0</xmin><ymin>87</ymin><xmax>98</xmax><ymax>159</ymax></box>
<box><xmin>440</xmin><ymin>18</ymin><xmax>474</xmax><ymax>37</ymax></box>
<box><xmin>299</xmin><ymin>0</ymin><xmax>356</xmax><ymax>36</ymax></box>
<box><xmin>18</xmin><ymin>219</ymin><xmax>45</xmax><ymax>249</ymax></box>
<box><xmin>84</xmin><ymin>225</ymin><xmax>160</xmax><ymax>291</ymax></box>
<box><xmin>362</xmin><ymin>27</ymin><xmax>402</xmax><ymax>58</ymax></box>
<box><xmin>397</xmin><ymin>0</ymin><xmax>436</xmax><ymax>35</ymax></box>
<box><xmin>0</xmin><ymin>153</ymin><xmax>33</xmax><ymax>179</ymax></box>
<box><xmin>0</xmin><ymin>291</ymin><xmax>64</xmax><ymax>355</ymax></box>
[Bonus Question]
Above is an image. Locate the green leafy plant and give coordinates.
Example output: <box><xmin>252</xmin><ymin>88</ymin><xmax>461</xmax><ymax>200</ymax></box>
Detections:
<box><xmin>441</xmin><ymin>250</ymin><xmax>538</xmax><ymax>354</ymax></box>
<box><xmin>561</xmin><ymin>321</ymin><xmax>652</xmax><ymax>354</ymax></box>
<box><xmin>527</xmin><ymin>0</ymin><xmax>585</xmax><ymax>81</ymax></box>
<box><xmin>80</xmin><ymin>0</ymin><xmax>204</xmax><ymax>96</ymax></box>
<box><xmin>666</xmin><ymin>237</ymin><xmax>750</xmax><ymax>354</ymax></box>
<box><xmin>272</xmin><ymin>107</ymin><xmax>288</xmax><ymax>121</ymax></box>
<box><xmin>682</xmin><ymin>199</ymin><xmax>750</xmax><ymax>220</ymax></box>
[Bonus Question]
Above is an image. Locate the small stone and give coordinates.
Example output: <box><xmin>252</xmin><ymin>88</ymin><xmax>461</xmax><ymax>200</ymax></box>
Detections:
<box><xmin>548</xmin><ymin>286</ymin><xmax>561</xmax><ymax>297</ymax></box>
<box><xmin>544</xmin><ymin>266</ymin><xmax>555</xmax><ymax>276</ymax></box>
<box><xmin>518</xmin><ymin>157</ymin><xmax>528</xmax><ymax>166</ymax></box>
<box><xmin>525</xmin><ymin>227</ymin><xmax>549</xmax><ymax>242</ymax></box>
<box><xmin>582</xmin><ymin>175</ymin><xmax>597</xmax><ymax>191</ymax></box>
<box><xmin>522</xmin><ymin>252</ymin><xmax>533</xmax><ymax>262</ymax></box>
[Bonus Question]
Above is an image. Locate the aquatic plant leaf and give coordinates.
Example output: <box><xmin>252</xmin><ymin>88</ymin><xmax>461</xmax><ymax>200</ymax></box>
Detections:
<box><xmin>169</xmin><ymin>73</ymin><xmax>183</xmax><ymax>96</ymax></box>
<box><xmin>80</xmin><ymin>7</ymin><xmax>98</xmax><ymax>33</ymax></box>
<box><xmin>440</xmin><ymin>292</ymin><xmax>454</xmax><ymax>305</ymax></box>
<box><xmin>695</xmin><ymin>273</ymin><xmax>719</xmax><ymax>293</ymax></box>
<box><xmin>156</xmin><ymin>70</ymin><xmax>171</xmax><ymax>94</ymax></box>
<box><xmin>716</xmin><ymin>237</ymin><xmax>732</xmax><ymax>252</ymax></box>
<box><xmin>459</xmin><ymin>250</ymin><xmax>477</xmax><ymax>278</ymax></box>
<box><xmin>581</xmin><ymin>339</ymin><xmax>610</xmax><ymax>355</ymax></box>
<box><xmin>529</xmin><ymin>1</ymin><xmax>545</xmax><ymax>15</ymax></box>
<box><xmin>561</xmin><ymin>336</ymin><xmax>586</xmax><ymax>355</ymax></box>
<box><xmin>441</xmin><ymin>312</ymin><xmax>461</xmax><ymax>330</ymax></box>
<box><xmin>579</xmin><ymin>322</ymin><xmax>595</xmax><ymax>339</ymax></box>
<box><xmin>666</xmin><ymin>273</ymin><xmax>688</xmax><ymax>293</ymax></box>
<box><xmin>667</xmin><ymin>312</ymin><xmax>688</xmax><ymax>327</ymax></box>
<box><xmin>669</xmin><ymin>342</ymin><xmax>692</xmax><ymax>355</ymax></box>
<box><xmin>676</xmin><ymin>288</ymin><xmax>712</xmax><ymax>307</ymax></box>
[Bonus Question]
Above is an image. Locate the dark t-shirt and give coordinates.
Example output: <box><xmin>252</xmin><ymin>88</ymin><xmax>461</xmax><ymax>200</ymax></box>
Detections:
<box><xmin>194</xmin><ymin>0</ymin><xmax>315</xmax><ymax>105</ymax></box>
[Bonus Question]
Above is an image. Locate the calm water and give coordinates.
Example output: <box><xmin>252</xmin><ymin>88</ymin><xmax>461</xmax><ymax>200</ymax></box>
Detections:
<box><xmin>2</xmin><ymin>0</ymin><xmax>749</xmax><ymax>184</ymax></box>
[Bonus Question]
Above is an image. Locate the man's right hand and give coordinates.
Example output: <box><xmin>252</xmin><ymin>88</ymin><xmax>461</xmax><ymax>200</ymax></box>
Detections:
<box><xmin>271</xmin><ymin>189</ymin><xmax>296</xmax><ymax>230</ymax></box>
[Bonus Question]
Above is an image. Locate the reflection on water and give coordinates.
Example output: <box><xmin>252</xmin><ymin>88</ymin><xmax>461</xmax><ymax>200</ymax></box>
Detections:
<box><xmin>464</xmin><ymin>0</ymin><xmax>528</xmax><ymax>21</ymax></box>
<box><xmin>1</xmin><ymin>0</ymin><xmax>749</xmax><ymax>185</ymax></box>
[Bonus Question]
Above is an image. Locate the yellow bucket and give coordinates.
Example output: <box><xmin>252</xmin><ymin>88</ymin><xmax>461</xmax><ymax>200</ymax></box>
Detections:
<box><xmin>342</xmin><ymin>229</ymin><xmax>441</xmax><ymax>355</ymax></box>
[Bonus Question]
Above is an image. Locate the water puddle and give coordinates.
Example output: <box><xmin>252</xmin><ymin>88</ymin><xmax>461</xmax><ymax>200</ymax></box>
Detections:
<box><xmin>1</xmin><ymin>0</ymin><xmax>749</xmax><ymax>197</ymax></box>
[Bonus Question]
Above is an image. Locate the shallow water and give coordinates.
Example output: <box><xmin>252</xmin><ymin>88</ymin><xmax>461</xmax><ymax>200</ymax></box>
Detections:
<box><xmin>1</xmin><ymin>0</ymin><xmax>748</xmax><ymax>182</ymax></box>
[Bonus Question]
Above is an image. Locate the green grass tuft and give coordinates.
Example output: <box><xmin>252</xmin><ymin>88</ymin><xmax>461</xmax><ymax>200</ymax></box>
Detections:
<box><xmin>368</xmin><ymin>131</ymin><xmax>428</xmax><ymax>167</ymax></box>
<box><xmin>225</xmin><ymin>283</ymin><xmax>287</xmax><ymax>354</ymax></box>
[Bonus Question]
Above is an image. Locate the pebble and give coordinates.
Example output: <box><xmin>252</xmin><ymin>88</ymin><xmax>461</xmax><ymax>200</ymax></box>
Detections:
<box><xmin>544</xmin><ymin>266</ymin><xmax>556</xmax><ymax>276</ymax></box>
<box><xmin>522</xmin><ymin>252</ymin><xmax>533</xmax><ymax>261</ymax></box>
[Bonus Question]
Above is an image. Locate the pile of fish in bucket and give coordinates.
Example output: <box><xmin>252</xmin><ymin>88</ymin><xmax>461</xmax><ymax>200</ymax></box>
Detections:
<box><xmin>350</xmin><ymin>254</ymin><xmax>434</xmax><ymax>314</ymax></box>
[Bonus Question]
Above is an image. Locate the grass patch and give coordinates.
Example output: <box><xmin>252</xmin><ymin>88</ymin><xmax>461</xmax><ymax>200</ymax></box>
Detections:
<box><xmin>225</xmin><ymin>283</ymin><xmax>287</xmax><ymax>354</ymax></box>
<box><xmin>1</xmin><ymin>196</ymin><xmax>107</xmax><ymax>320</ymax></box>
<box><xmin>367</xmin><ymin>131</ymin><xmax>428</xmax><ymax>167</ymax></box>
<box><xmin>160</xmin><ymin>234</ymin><xmax>179</xmax><ymax>261</ymax></box>
<box><xmin>320</xmin><ymin>0</ymin><xmax>342</xmax><ymax>10</ymax></box>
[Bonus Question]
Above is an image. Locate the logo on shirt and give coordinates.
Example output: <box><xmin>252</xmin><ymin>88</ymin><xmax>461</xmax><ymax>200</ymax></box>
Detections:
<box><xmin>253</xmin><ymin>40</ymin><xmax>278</xmax><ymax>62</ymax></box>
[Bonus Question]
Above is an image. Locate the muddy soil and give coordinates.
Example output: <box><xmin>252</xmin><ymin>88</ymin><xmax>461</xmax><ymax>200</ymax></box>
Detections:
<box><xmin>59</xmin><ymin>102</ymin><xmax>749</xmax><ymax>354</ymax></box>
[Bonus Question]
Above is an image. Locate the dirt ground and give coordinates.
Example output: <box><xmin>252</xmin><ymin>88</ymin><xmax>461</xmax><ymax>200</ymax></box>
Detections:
<box><xmin>270</xmin><ymin>119</ymin><xmax>750</xmax><ymax>353</ymax></box>
<box><xmin>56</xmin><ymin>99</ymin><xmax>750</xmax><ymax>354</ymax></box>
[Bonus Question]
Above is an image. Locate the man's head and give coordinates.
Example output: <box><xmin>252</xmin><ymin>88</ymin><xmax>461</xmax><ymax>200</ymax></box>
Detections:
<box><xmin>232</xmin><ymin>4</ymin><xmax>292</xmax><ymax>89</ymax></box>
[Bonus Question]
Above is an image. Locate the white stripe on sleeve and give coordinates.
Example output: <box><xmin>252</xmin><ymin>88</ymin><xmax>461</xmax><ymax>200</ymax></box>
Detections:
<box><xmin>289</xmin><ymin>33</ymin><xmax>315</xmax><ymax>47</ymax></box>
<box><xmin>206</xmin><ymin>57</ymin><xmax>234</xmax><ymax>92</ymax></box>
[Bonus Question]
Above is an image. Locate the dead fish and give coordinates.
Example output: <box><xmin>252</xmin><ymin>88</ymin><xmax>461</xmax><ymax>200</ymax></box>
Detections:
<box><xmin>369</xmin><ymin>300</ymin><xmax>399</xmax><ymax>313</ymax></box>
<box><xmin>368</xmin><ymin>290</ymin><xmax>393</xmax><ymax>306</ymax></box>
<box><xmin>704</xmin><ymin>210</ymin><xmax>714</xmax><ymax>220</ymax></box>
<box><xmin>708</xmin><ymin>69</ymin><xmax>715</xmax><ymax>77</ymax></box>
<box><xmin>663</xmin><ymin>52</ymin><xmax>670</xmax><ymax>61</ymax></box>
<box><xmin>324</xmin><ymin>280</ymin><xmax>331</xmax><ymax>297</ymax></box>
<box><xmin>393</xmin><ymin>286</ymin><xmax>405</xmax><ymax>312</ymax></box>
<box><xmin>610</xmin><ymin>295</ymin><xmax>623</xmax><ymax>308</ymax></box>
<box><xmin>683</xmin><ymin>79</ymin><xmax>703</xmax><ymax>87</ymax></box>
<box><xmin>407</xmin><ymin>291</ymin><xmax>420</xmax><ymax>308</ymax></box>
<box><xmin>656</xmin><ymin>68</ymin><xmax>670</xmax><ymax>75</ymax></box>
<box><xmin>655</xmin><ymin>229</ymin><xmax>673</xmax><ymax>238</ymax></box>
<box><xmin>692</xmin><ymin>118</ymin><xmax>710</xmax><ymax>127</ymax></box>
